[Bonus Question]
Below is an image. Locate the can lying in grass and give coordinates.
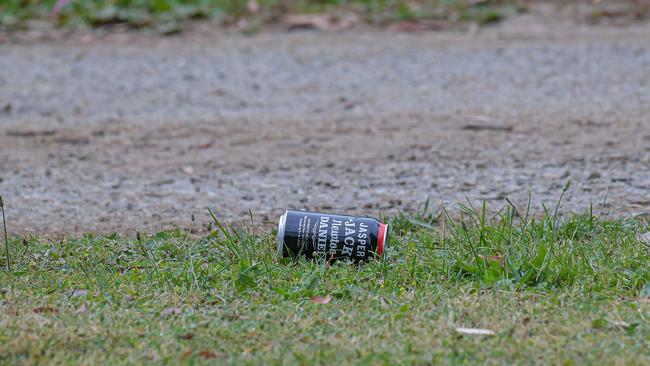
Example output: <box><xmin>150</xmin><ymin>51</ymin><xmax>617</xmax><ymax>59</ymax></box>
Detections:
<box><xmin>276</xmin><ymin>210</ymin><xmax>388</xmax><ymax>262</ymax></box>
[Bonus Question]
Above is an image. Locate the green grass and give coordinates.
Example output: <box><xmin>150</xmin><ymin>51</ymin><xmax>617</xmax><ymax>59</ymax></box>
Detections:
<box><xmin>1</xmin><ymin>192</ymin><xmax>649</xmax><ymax>364</ymax></box>
<box><xmin>0</xmin><ymin>0</ymin><xmax>521</xmax><ymax>32</ymax></box>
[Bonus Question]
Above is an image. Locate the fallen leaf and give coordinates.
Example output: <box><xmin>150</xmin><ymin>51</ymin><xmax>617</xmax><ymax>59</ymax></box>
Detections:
<box><xmin>71</xmin><ymin>289</ymin><xmax>88</xmax><ymax>297</ymax></box>
<box><xmin>309</xmin><ymin>295</ymin><xmax>332</xmax><ymax>304</ymax></box>
<box><xmin>283</xmin><ymin>14</ymin><xmax>331</xmax><ymax>31</ymax></box>
<box><xmin>199</xmin><ymin>351</ymin><xmax>216</xmax><ymax>359</ymax></box>
<box><xmin>33</xmin><ymin>306</ymin><xmax>59</xmax><ymax>314</ymax></box>
<box><xmin>456</xmin><ymin>327</ymin><xmax>495</xmax><ymax>336</ymax></box>
<box><xmin>283</xmin><ymin>12</ymin><xmax>359</xmax><ymax>31</ymax></box>
<box><xmin>178</xmin><ymin>333</ymin><xmax>194</xmax><ymax>340</ymax></box>
<box><xmin>75</xmin><ymin>304</ymin><xmax>87</xmax><ymax>314</ymax></box>
<box><xmin>162</xmin><ymin>307</ymin><xmax>182</xmax><ymax>316</ymax></box>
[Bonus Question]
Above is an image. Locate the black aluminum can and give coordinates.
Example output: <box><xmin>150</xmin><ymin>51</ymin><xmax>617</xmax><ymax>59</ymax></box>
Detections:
<box><xmin>276</xmin><ymin>210</ymin><xmax>388</xmax><ymax>262</ymax></box>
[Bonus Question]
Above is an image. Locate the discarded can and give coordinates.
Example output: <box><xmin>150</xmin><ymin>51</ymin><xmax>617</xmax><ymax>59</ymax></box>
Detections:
<box><xmin>276</xmin><ymin>210</ymin><xmax>388</xmax><ymax>262</ymax></box>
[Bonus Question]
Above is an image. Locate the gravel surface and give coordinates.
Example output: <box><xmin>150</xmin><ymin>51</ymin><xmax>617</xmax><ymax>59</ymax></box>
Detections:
<box><xmin>1</xmin><ymin>22</ymin><xmax>650</xmax><ymax>234</ymax></box>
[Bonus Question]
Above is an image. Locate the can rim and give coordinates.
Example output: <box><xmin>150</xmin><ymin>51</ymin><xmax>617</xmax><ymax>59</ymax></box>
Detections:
<box><xmin>377</xmin><ymin>222</ymin><xmax>389</xmax><ymax>257</ymax></box>
<box><xmin>276</xmin><ymin>210</ymin><xmax>288</xmax><ymax>257</ymax></box>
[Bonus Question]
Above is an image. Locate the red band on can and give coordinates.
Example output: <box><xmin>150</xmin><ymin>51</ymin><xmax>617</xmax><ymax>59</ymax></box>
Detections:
<box><xmin>377</xmin><ymin>223</ymin><xmax>387</xmax><ymax>256</ymax></box>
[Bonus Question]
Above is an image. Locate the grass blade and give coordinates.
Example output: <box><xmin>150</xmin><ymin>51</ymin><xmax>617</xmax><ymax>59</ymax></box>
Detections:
<box><xmin>1</xmin><ymin>194</ymin><xmax>9</xmax><ymax>272</ymax></box>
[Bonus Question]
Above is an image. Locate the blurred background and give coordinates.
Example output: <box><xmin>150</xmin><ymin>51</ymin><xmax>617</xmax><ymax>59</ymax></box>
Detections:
<box><xmin>2</xmin><ymin>1</ymin><xmax>650</xmax><ymax>33</ymax></box>
<box><xmin>1</xmin><ymin>0</ymin><xmax>649</xmax><ymax>234</ymax></box>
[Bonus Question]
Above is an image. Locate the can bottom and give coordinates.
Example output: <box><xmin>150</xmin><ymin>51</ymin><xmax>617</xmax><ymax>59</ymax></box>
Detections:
<box><xmin>276</xmin><ymin>211</ymin><xmax>287</xmax><ymax>257</ymax></box>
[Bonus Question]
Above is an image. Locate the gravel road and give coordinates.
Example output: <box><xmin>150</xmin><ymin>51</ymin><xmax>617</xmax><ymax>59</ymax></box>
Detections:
<box><xmin>1</xmin><ymin>21</ymin><xmax>650</xmax><ymax>234</ymax></box>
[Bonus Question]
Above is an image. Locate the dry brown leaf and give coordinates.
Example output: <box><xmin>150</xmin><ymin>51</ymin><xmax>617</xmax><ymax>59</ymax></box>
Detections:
<box><xmin>33</xmin><ymin>306</ymin><xmax>59</xmax><ymax>314</ymax></box>
<box><xmin>162</xmin><ymin>307</ymin><xmax>182</xmax><ymax>316</ymax></box>
<box><xmin>75</xmin><ymin>304</ymin><xmax>87</xmax><ymax>314</ymax></box>
<box><xmin>283</xmin><ymin>12</ymin><xmax>359</xmax><ymax>31</ymax></box>
<box><xmin>309</xmin><ymin>295</ymin><xmax>332</xmax><ymax>304</ymax></box>
<box><xmin>199</xmin><ymin>351</ymin><xmax>216</xmax><ymax>359</ymax></box>
<box><xmin>178</xmin><ymin>333</ymin><xmax>194</xmax><ymax>340</ymax></box>
<box><xmin>456</xmin><ymin>327</ymin><xmax>495</xmax><ymax>336</ymax></box>
<box><xmin>283</xmin><ymin>14</ymin><xmax>332</xmax><ymax>31</ymax></box>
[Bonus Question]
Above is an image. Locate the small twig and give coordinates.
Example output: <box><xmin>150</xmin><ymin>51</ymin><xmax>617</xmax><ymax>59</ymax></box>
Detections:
<box><xmin>1</xmin><ymin>194</ymin><xmax>10</xmax><ymax>272</ymax></box>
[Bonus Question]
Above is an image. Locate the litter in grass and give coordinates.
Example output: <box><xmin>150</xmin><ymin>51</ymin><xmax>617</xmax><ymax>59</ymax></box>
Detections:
<box><xmin>276</xmin><ymin>210</ymin><xmax>388</xmax><ymax>263</ymax></box>
<box><xmin>456</xmin><ymin>327</ymin><xmax>495</xmax><ymax>336</ymax></box>
<box><xmin>2</xmin><ymin>198</ymin><xmax>648</xmax><ymax>364</ymax></box>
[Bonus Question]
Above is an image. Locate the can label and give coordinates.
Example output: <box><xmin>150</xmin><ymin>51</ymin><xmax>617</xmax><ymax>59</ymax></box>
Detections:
<box><xmin>277</xmin><ymin>210</ymin><xmax>388</xmax><ymax>262</ymax></box>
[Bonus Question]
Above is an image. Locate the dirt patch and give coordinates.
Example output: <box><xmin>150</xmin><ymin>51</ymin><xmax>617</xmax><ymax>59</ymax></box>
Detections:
<box><xmin>1</xmin><ymin>23</ymin><xmax>650</xmax><ymax>234</ymax></box>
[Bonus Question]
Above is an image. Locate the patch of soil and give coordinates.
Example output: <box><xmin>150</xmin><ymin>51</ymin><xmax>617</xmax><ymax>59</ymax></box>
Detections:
<box><xmin>1</xmin><ymin>23</ymin><xmax>649</xmax><ymax>234</ymax></box>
